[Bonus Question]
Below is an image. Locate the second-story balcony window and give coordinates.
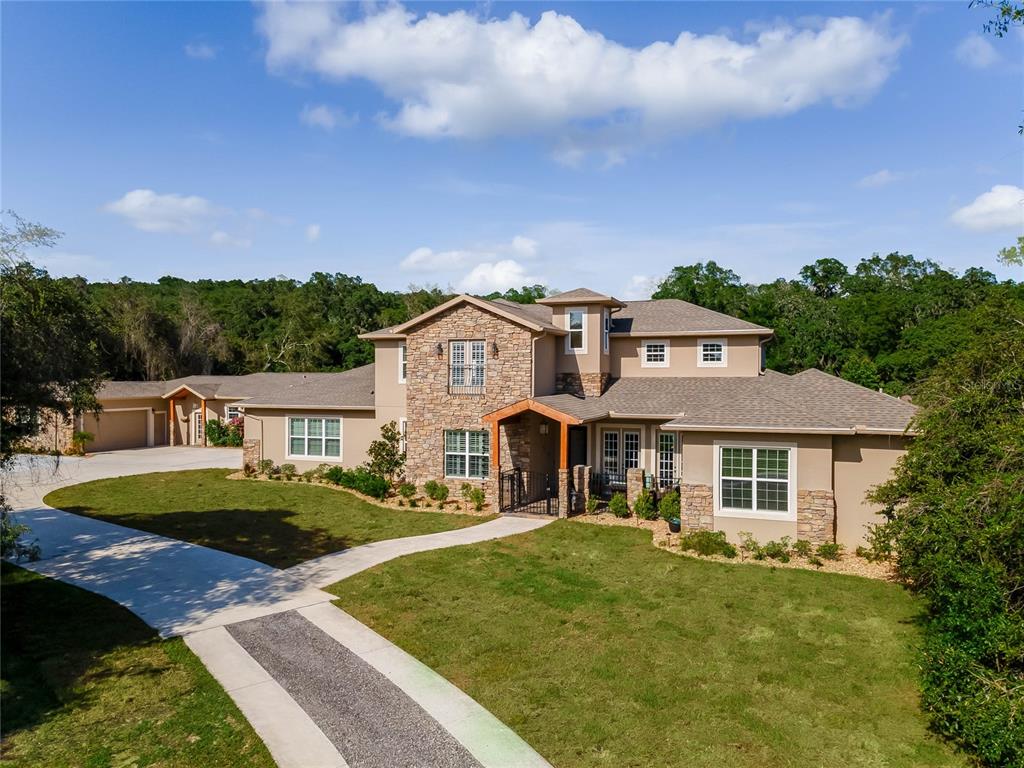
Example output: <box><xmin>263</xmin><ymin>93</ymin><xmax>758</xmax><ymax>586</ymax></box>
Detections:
<box><xmin>449</xmin><ymin>340</ymin><xmax>485</xmax><ymax>395</ymax></box>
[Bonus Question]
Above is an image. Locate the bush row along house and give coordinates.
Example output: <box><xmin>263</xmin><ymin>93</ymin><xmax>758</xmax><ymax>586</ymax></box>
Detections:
<box><xmin>36</xmin><ymin>288</ymin><xmax>915</xmax><ymax>548</ymax></box>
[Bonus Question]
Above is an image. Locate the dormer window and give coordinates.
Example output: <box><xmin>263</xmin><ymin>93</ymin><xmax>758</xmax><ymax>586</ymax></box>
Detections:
<box><xmin>398</xmin><ymin>343</ymin><xmax>407</xmax><ymax>384</ymax></box>
<box><xmin>698</xmin><ymin>338</ymin><xmax>727</xmax><ymax>368</ymax></box>
<box><xmin>566</xmin><ymin>308</ymin><xmax>586</xmax><ymax>353</ymax></box>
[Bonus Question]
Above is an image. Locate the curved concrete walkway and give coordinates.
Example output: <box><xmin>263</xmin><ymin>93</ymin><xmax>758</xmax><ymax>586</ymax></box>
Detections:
<box><xmin>5</xmin><ymin>448</ymin><xmax>553</xmax><ymax>768</ymax></box>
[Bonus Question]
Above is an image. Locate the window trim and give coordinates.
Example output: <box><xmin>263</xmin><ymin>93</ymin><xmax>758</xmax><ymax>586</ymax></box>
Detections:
<box><xmin>449</xmin><ymin>339</ymin><xmax>486</xmax><ymax>390</ymax></box>
<box><xmin>398</xmin><ymin>343</ymin><xmax>407</xmax><ymax>384</ymax></box>
<box><xmin>712</xmin><ymin>440</ymin><xmax>797</xmax><ymax>521</ymax></box>
<box><xmin>398</xmin><ymin>417</ymin><xmax>408</xmax><ymax>455</ymax></box>
<box><xmin>602</xmin><ymin>309</ymin><xmax>610</xmax><ymax>354</ymax></box>
<box><xmin>697</xmin><ymin>337</ymin><xmax>728</xmax><ymax>368</ymax></box>
<box><xmin>599</xmin><ymin>424</ymin><xmax>645</xmax><ymax>476</ymax></box>
<box><xmin>656</xmin><ymin>430</ymin><xmax>679</xmax><ymax>486</ymax></box>
<box><xmin>226</xmin><ymin>405</ymin><xmax>241</xmax><ymax>421</ymax></box>
<box><xmin>285</xmin><ymin>414</ymin><xmax>344</xmax><ymax>463</ymax></box>
<box><xmin>443</xmin><ymin>428</ymin><xmax>490</xmax><ymax>480</ymax></box>
<box><xmin>565</xmin><ymin>307</ymin><xmax>587</xmax><ymax>354</ymax></box>
<box><xmin>640</xmin><ymin>339</ymin><xmax>670</xmax><ymax>368</ymax></box>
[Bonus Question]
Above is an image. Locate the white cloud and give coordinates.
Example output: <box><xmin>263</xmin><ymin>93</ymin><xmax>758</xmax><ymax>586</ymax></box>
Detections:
<box><xmin>400</xmin><ymin>246</ymin><xmax>479</xmax><ymax>271</ymax></box>
<box><xmin>955</xmin><ymin>33</ymin><xmax>998</xmax><ymax>69</ymax></box>
<box><xmin>951</xmin><ymin>185</ymin><xmax>1024</xmax><ymax>232</ymax></box>
<box><xmin>299</xmin><ymin>103</ymin><xmax>356</xmax><ymax>130</ymax></box>
<box><xmin>510</xmin><ymin>236</ymin><xmax>538</xmax><ymax>257</ymax></box>
<box><xmin>857</xmin><ymin>169</ymin><xmax>904</xmax><ymax>188</ymax></box>
<box><xmin>623</xmin><ymin>275</ymin><xmax>657</xmax><ymax>300</ymax></box>
<box><xmin>105</xmin><ymin>189</ymin><xmax>217</xmax><ymax>233</ymax></box>
<box><xmin>258</xmin><ymin>4</ymin><xmax>906</xmax><ymax>161</ymax></box>
<box><xmin>185</xmin><ymin>42</ymin><xmax>217</xmax><ymax>60</ymax></box>
<box><xmin>457</xmin><ymin>260</ymin><xmax>540</xmax><ymax>293</ymax></box>
<box><xmin>209</xmin><ymin>230</ymin><xmax>252</xmax><ymax>248</ymax></box>
<box><xmin>305</xmin><ymin>223</ymin><xmax>321</xmax><ymax>242</ymax></box>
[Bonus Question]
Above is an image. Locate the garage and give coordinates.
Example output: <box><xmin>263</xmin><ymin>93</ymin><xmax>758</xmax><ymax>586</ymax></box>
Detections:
<box><xmin>81</xmin><ymin>409</ymin><xmax>150</xmax><ymax>452</ymax></box>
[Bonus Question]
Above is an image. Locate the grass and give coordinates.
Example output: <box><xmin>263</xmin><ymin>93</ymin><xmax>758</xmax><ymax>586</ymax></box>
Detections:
<box><xmin>44</xmin><ymin>469</ymin><xmax>492</xmax><ymax>568</ymax></box>
<box><xmin>329</xmin><ymin>521</ymin><xmax>967</xmax><ymax>768</ymax></box>
<box><xmin>0</xmin><ymin>562</ymin><xmax>274</xmax><ymax>768</ymax></box>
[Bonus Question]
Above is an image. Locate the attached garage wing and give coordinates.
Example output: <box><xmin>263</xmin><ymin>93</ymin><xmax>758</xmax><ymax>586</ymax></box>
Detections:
<box><xmin>81</xmin><ymin>410</ymin><xmax>149</xmax><ymax>452</ymax></box>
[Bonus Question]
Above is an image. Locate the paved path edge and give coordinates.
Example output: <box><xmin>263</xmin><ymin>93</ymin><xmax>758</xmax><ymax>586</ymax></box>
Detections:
<box><xmin>297</xmin><ymin>602</ymin><xmax>552</xmax><ymax>768</ymax></box>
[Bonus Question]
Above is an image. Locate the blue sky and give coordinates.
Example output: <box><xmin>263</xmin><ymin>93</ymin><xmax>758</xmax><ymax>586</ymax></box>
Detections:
<box><xmin>3</xmin><ymin>1</ymin><xmax>1022</xmax><ymax>297</ymax></box>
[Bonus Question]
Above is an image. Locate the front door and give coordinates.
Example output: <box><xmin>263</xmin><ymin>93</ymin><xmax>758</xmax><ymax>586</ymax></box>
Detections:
<box><xmin>568</xmin><ymin>426</ymin><xmax>587</xmax><ymax>468</ymax></box>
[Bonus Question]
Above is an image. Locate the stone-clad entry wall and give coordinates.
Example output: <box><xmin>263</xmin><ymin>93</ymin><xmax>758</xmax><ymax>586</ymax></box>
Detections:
<box><xmin>404</xmin><ymin>303</ymin><xmax>536</xmax><ymax>499</ymax></box>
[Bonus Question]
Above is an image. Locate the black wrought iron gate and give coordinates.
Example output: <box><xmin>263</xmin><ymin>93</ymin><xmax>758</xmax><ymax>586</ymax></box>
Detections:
<box><xmin>498</xmin><ymin>467</ymin><xmax>556</xmax><ymax>515</ymax></box>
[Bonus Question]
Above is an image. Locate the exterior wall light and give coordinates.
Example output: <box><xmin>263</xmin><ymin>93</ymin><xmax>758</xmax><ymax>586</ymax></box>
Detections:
<box><xmin>490</xmin><ymin>341</ymin><xmax>499</xmax><ymax>356</ymax></box>
<box><xmin>435</xmin><ymin>342</ymin><xmax>444</xmax><ymax>357</ymax></box>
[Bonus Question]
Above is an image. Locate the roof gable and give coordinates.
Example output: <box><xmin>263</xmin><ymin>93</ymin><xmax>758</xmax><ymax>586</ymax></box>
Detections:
<box><xmin>388</xmin><ymin>294</ymin><xmax>565</xmax><ymax>335</ymax></box>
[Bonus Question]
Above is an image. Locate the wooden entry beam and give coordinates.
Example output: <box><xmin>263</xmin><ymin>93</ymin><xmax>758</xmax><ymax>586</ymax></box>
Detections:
<box><xmin>559</xmin><ymin>421</ymin><xmax>568</xmax><ymax>470</ymax></box>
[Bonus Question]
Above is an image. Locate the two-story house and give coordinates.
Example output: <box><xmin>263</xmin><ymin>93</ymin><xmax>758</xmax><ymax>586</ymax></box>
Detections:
<box><xmin>54</xmin><ymin>288</ymin><xmax>914</xmax><ymax>549</ymax></box>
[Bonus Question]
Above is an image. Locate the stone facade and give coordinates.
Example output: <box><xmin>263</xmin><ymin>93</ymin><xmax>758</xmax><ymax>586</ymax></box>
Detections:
<box><xmin>679</xmin><ymin>482</ymin><xmax>714</xmax><ymax>531</ymax></box>
<box><xmin>17</xmin><ymin>409</ymin><xmax>75</xmax><ymax>454</ymax></box>
<box><xmin>626</xmin><ymin>467</ymin><xmax>645</xmax><ymax>507</ymax></box>
<box><xmin>572</xmin><ymin>464</ymin><xmax>590</xmax><ymax>514</ymax></box>
<box><xmin>404</xmin><ymin>303</ymin><xmax>536</xmax><ymax>500</ymax></box>
<box><xmin>242</xmin><ymin>438</ymin><xmax>261</xmax><ymax>472</ymax></box>
<box><xmin>555</xmin><ymin>372</ymin><xmax>610</xmax><ymax>398</ymax></box>
<box><xmin>557</xmin><ymin>468</ymin><xmax>570</xmax><ymax>518</ymax></box>
<box><xmin>797</xmin><ymin>489</ymin><xmax>836</xmax><ymax>544</ymax></box>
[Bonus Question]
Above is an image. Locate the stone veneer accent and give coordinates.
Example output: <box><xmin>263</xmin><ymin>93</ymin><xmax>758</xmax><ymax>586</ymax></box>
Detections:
<box><xmin>626</xmin><ymin>467</ymin><xmax>645</xmax><ymax>507</ymax></box>
<box><xmin>242</xmin><ymin>438</ymin><xmax>261</xmax><ymax>471</ymax></box>
<box><xmin>555</xmin><ymin>372</ymin><xmax>610</xmax><ymax>398</ymax></box>
<box><xmin>679</xmin><ymin>482</ymin><xmax>714</xmax><ymax>531</ymax></box>
<box><xmin>404</xmin><ymin>303</ymin><xmax>536</xmax><ymax>500</ymax></box>
<box><xmin>18</xmin><ymin>409</ymin><xmax>74</xmax><ymax>454</ymax></box>
<box><xmin>572</xmin><ymin>465</ymin><xmax>590</xmax><ymax>514</ymax></box>
<box><xmin>557</xmin><ymin>469</ymin><xmax>570</xmax><ymax>518</ymax></box>
<box><xmin>797</xmin><ymin>489</ymin><xmax>836</xmax><ymax>544</ymax></box>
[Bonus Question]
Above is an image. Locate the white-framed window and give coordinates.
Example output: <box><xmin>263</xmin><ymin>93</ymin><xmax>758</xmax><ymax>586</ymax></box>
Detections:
<box><xmin>601</xmin><ymin>427</ymin><xmax>640</xmax><ymax>480</ymax></box>
<box><xmin>193</xmin><ymin>410</ymin><xmax>204</xmax><ymax>445</ymax></box>
<box><xmin>226</xmin><ymin>405</ymin><xmax>241</xmax><ymax>421</ymax></box>
<box><xmin>444</xmin><ymin>429</ymin><xmax>489</xmax><ymax>479</ymax></box>
<box><xmin>288</xmin><ymin>416</ymin><xmax>342</xmax><ymax>460</ymax></box>
<box><xmin>698</xmin><ymin>338</ymin><xmax>727</xmax><ymax>368</ymax></box>
<box><xmin>603</xmin><ymin>309</ymin><xmax>610</xmax><ymax>353</ymax></box>
<box><xmin>641</xmin><ymin>339</ymin><xmax>670</xmax><ymax>368</ymax></box>
<box><xmin>398</xmin><ymin>343</ymin><xmax>407</xmax><ymax>384</ymax></box>
<box><xmin>657</xmin><ymin>432</ymin><xmax>677</xmax><ymax>486</ymax></box>
<box><xmin>450</xmin><ymin>340</ymin><xmax>485</xmax><ymax>390</ymax></box>
<box><xmin>714</xmin><ymin>442</ymin><xmax>796</xmax><ymax>520</ymax></box>
<box><xmin>398</xmin><ymin>417</ymin><xmax>408</xmax><ymax>455</ymax></box>
<box><xmin>565</xmin><ymin>308</ymin><xmax>586</xmax><ymax>353</ymax></box>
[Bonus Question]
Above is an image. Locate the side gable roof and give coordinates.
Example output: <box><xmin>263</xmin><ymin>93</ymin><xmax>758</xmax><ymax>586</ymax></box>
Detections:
<box><xmin>611</xmin><ymin>299</ymin><xmax>771</xmax><ymax>336</ymax></box>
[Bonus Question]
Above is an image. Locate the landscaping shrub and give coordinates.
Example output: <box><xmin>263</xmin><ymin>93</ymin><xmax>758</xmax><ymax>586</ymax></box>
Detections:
<box><xmin>815</xmin><ymin>542</ymin><xmax>842</xmax><ymax>561</ymax></box>
<box><xmin>301</xmin><ymin>469</ymin><xmax>316</xmax><ymax>483</ymax></box>
<box><xmin>398</xmin><ymin>482</ymin><xmax>417</xmax><ymax>500</ymax></box>
<box><xmin>205</xmin><ymin>418</ymin><xmax>243</xmax><ymax>447</ymax></box>
<box><xmin>658</xmin><ymin>489</ymin><xmax>680</xmax><ymax>522</ymax></box>
<box><xmin>738</xmin><ymin>531</ymin><xmax>764</xmax><ymax>560</ymax></box>
<box><xmin>365</xmin><ymin>421</ymin><xmax>405</xmax><ymax>484</ymax></box>
<box><xmin>608</xmin><ymin>492</ymin><xmax>629</xmax><ymax>518</ymax></box>
<box><xmin>679</xmin><ymin>530</ymin><xmax>736</xmax><ymax>558</ymax></box>
<box><xmin>461</xmin><ymin>482</ymin><xmax>473</xmax><ymax>501</ymax></box>
<box><xmin>633</xmin><ymin>489</ymin><xmax>657</xmax><ymax>520</ymax></box>
<box><xmin>279</xmin><ymin>463</ymin><xmax>296</xmax><ymax>480</ymax></box>
<box><xmin>258</xmin><ymin>459</ymin><xmax>273</xmax><ymax>476</ymax></box>
<box><xmin>868</xmin><ymin>302</ymin><xmax>1024</xmax><ymax>767</ymax></box>
<box><xmin>792</xmin><ymin>539</ymin><xmax>813</xmax><ymax>558</ymax></box>
<box><xmin>762</xmin><ymin>538</ymin><xmax>791</xmax><ymax>563</ymax></box>
<box><xmin>585</xmin><ymin>496</ymin><xmax>600</xmax><ymax>514</ymax></box>
<box><xmin>466</xmin><ymin>487</ymin><xmax>485</xmax><ymax>512</ymax></box>
<box><xmin>323</xmin><ymin>466</ymin><xmax>390</xmax><ymax>500</ymax></box>
<box><xmin>424</xmin><ymin>480</ymin><xmax>449</xmax><ymax>503</ymax></box>
<box><xmin>70</xmin><ymin>430</ymin><xmax>93</xmax><ymax>455</ymax></box>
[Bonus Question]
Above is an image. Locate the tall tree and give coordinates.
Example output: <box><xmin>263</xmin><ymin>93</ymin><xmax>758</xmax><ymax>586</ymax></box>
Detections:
<box><xmin>652</xmin><ymin>261</ymin><xmax>747</xmax><ymax>315</ymax></box>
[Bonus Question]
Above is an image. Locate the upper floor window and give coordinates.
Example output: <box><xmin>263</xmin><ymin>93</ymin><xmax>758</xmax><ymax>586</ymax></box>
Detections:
<box><xmin>641</xmin><ymin>339</ymin><xmax>669</xmax><ymax>368</ymax></box>
<box><xmin>603</xmin><ymin>310</ymin><xmax>610</xmax><ymax>353</ymax></box>
<box><xmin>398</xmin><ymin>343</ymin><xmax>407</xmax><ymax>384</ymax></box>
<box><xmin>450</xmin><ymin>340</ymin><xmax>485</xmax><ymax>394</ymax></box>
<box><xmin>698</xmin><ymin>338</ymin><xmax>727</xmax><ymax>368</ymax></box>
<box><xmin>566</xmin><ymin>308</ymin><xmax>586</xmax><ymax>353</ymax></box>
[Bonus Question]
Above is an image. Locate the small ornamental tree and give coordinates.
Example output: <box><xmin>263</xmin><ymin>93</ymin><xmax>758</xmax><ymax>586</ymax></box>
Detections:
<box><xmin>869</xmin><ymin>298</ymin><xmax>1024</xmax><ymax>767</ymax></box>
<box><xmin>365</xmin><ymin>420</ymin><xmax>405</xmax><ymax>485</ymax></box>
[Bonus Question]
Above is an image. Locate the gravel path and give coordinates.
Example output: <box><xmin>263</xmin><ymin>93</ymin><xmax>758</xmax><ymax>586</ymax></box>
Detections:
<box><xmin>228</xmin><ymin>611</ymin><xmax>482</xmax><ymax>768</ymax></box>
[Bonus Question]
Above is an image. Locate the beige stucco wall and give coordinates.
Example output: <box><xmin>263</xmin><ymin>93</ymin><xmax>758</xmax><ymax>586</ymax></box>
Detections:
<box><xmin>833</xmin><ymin>434</ymin><xmax>907</xmax><ymax>548</ymax></box>
<box><xmin>609</xmin><ymin>334</ymin><xmax>763</xmax><ymax>378</ymax></box>
<box><xmin>553</xmin><ymin>305</ymin><xmax>610</xmax><ymax>376</ymax></box>
<box><xmin>164</xmin><ymin>394</ymin><xmax>238</xmax><ymax>445</ymax></box>
<box><xmin>80</xmin><ymin>396</ymin><xmax>169</xmax><ymax>450</ymax></box>
<box><xmin>243</xmin><ymin>407</ymin><xmax>377</xmax><ymax>472</ymax></box>
<box><xmin>373</xmin><ymin>338</ymin><xmax>407</xmax><ymax>428</ymax></box>
<box><xmin>532</xmin><ymin>334</ymin><xmax>557</xmax><ymax>396</ymax></box>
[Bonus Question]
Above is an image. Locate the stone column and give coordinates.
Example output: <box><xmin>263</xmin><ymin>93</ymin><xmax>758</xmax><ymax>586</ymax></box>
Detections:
<box><xmin>679</xmin><ymin>483</ymin><xmax>713</xmax><ymax>531</ymax></box>
<box><xmin>242</xmin><ymin>438</ymin><xmax>261</xmax><ymax>473</ymax></box>
<box><xmin>557</xmin><ymin>468</ymin><xmax>571</xmax><ymax>518</ymax></box>
<box><xmin>797</xmin><ymin>489</ymin><xmax>836</xmax><ymax>544</ymax></box>
<box><xmin>626</xmin><ymin>467</ymin><xmax>646</xmax><ymax>508</ymax></box>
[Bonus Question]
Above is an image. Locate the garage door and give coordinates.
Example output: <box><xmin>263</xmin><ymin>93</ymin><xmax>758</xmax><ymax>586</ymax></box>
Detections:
<box><xmin>82</xmin><ymin>410</ymin><xmax>149</xmax><ymax>452</ymax></box>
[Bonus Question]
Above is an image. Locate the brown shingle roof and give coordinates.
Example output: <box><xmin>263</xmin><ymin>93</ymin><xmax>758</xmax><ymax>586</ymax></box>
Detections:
<box><xmin>536</xmin><ymin>288</ymin><xmax>626</xmax><ymax>307</ymax></box>
<box><xmin>611</xmin><ymin>299</ymin><xmax>771</xmax><ymax>336</ymax></box>
<box><xmin>531</xmin><ymin>370</ymin><xmax>914</xmax><ymax>434</ymax></box>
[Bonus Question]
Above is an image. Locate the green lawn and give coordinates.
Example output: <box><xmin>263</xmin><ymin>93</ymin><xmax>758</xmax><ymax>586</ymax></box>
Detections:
<box><xmin>44</xmin><ymin>469</ymin><xmax>491</xmax><ymax>568</ymax></box>
<box><xmin>0</xmin><ymin>562</ymin><xmax>274</xmax><ymax>768</ymax></box>
<box><xmin>329</xmin><ymin>521</ymin><xmax>965</xmax><ymax>768</ymax></box>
